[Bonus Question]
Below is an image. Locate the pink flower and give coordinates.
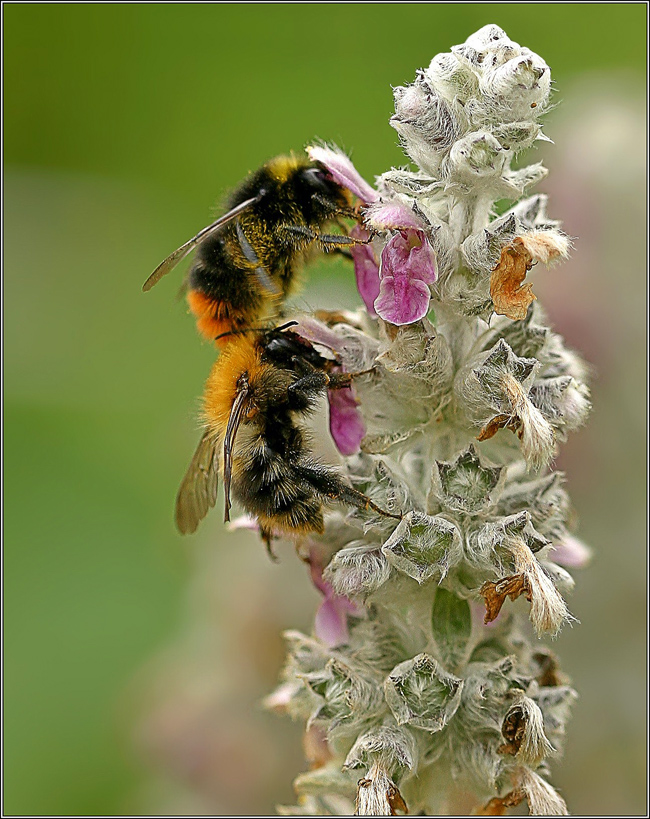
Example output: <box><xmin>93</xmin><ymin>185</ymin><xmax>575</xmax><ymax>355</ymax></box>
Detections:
<box><xmin>306</xmin><ymin>144</ymin><xmax>378</xmax><ymax>205</ymax></box>
<box><xmin>306</xmin><ymin>147</ymin><xmax>437</xmax><ymax>325</ymax></box>
<box><xmin>551</xmin><ymin>534</ymin><xmax>592</xmax><ymax>568</ymax></box>
<box><xmin>374</xmin><ymin>229</ymin><xmax>437</xmax><ymax>325</ymax></box>
<box><xmin>290</xmin><ymin>318</ymin><xmax>367</xmax><ymax>457</ymax></box>
<box><xmin>308</xmin><ymin>547</ymin><xmax>361</xmax><ymax>648</ymax></box>
<box><xmin>366</xmin><ymin>200</ymin><xmax>426</xmax><ymax>232</ymax></box>
<box><xmin>350</xmin><ymin>223</ymin><xmax>380</xmax><ymax>315</ymax></box>
<box><xmin>328</xmin><ymin>382</ymin><xmax>365</xmax><ymax>456</ymax></box>
<box><xmin>291</xmin><ymin>316</ymin><xmax>348</xmax><ymax>354</ymax></box>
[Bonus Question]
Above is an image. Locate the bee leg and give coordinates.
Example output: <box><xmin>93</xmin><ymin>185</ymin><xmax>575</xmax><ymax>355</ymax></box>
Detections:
<box><xmin>297</xmin><ymin>465</ymin><xmax>402</xmax><ymax>521</ymax></box>
<box><xmin>310</xmin><ymin>195</ymin><xmax>366</xmax><ymax>225</ymax></box>
<box><xmin>260</xmin><ymin>526</ymin><xmax>278</xmax><ymax>561</ymax></box>
<box><xmin>317</xmin><ymin>233</ymin><xmax>370</xmax><ymax>250</ymax></box>
<box><xmin>334</xmin><ymin>482</ymin><xmax>403</xmax><ymax>521</ymax></box>
<box><xmin>287</xmin><ymin>371</ymin><xmax>331</xmax><ymax>408</ymax></box>
<box><xmin>279</xmin><ymin>224</ymin><xmax>368</xmax><ymax>250</ymax></box>
<box><xmin>326</xmin><ymin>372</ymin><xmax>355</xmax><ymax>390</ymax></box>
<box><xmin>325</xmin><ymin>369</ymin><xmax>377</xmax><ymax>391</ymax></box>
<box><xmin>311</xmin><ymin>194</ymin><xmax>360</xmax><ymax>221</ymax></box>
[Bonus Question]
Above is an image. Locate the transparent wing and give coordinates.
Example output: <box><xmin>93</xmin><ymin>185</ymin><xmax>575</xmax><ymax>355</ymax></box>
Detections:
<box><xmin>223</xmin><ymin>381</ymin><xmax>251</xmax><ymax>523</ymax></box>
<box><xmin>142</xmin><ymin>195</ymin><xmax>260</xmax><ymax>292</ymax></box>
<box><xmin>175</xmin><ymin>429</ymin><xmax>220</xmax><ymax>535</ymax></box>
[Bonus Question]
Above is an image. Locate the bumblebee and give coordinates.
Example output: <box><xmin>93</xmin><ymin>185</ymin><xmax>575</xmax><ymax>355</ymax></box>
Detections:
<box><xmin>175</xmin><ymin>323</ymin><xmax>400</xmax><ymax>547</ymax></box>
<box><xmin>143</xmin><ymin>154</ymin><xmax>362</xmax><ymax>346</ymax></box>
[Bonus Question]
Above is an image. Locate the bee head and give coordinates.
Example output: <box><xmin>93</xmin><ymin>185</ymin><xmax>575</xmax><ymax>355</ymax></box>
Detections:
<box><xmin>295</xmin><ymin>163</ymin><xmax>353</xmax><ymax>221</ymax></box>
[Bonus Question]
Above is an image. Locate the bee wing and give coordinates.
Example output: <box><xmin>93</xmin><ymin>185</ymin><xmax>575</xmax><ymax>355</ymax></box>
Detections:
<box><xmin>142</xmin><ymin>195</ymin><xmax>260</xmax><ymax>292</ymax></box>
<box><xmin>222</xmin><ymin>381</ymin><xmax>252</xmax><ymax>523</ymax></box>
<box><xmin>175</xmin><ymin>429</ymin><xmax>220</xmax><ymax>535</ymax></box>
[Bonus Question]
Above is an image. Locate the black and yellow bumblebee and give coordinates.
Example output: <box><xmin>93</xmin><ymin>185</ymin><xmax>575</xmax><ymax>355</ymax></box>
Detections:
<box><xmin>143</xmin><ymin>154</ymin><xmax>363</xmax><ymax>346</ymax></box>
<box><xmin>175</xmin><ymin>323</ymin><xmax>400</xmax><ymax>548</ymax></box>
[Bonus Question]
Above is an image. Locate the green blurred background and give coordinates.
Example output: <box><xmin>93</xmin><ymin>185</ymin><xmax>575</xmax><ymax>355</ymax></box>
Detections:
<box><xmin>4</xmin><ymin>4</ymin><xmax>646</xmax><ymax>816</ymax></box>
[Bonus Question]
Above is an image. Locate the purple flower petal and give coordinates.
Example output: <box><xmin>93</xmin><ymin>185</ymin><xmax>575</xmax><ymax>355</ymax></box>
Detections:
<box><xmin>328</xmin><ymin>384</ymin><xmax>365</xmax><ymax>456</ymax></box>
<box><xmin>375</xmin><ymin>275</ymin><xmax>432</xmax><ymax>325</ymax></box>
<box><xmin>291</xmin><ymin>316</ymin><xmax>349</xmax><ymax>356</ymax></box>
<box><xmin>314</xmin><ymin>597</ymin><xmax>350</xmax><ymax>647</ymax></box>
<box><xmin>350</xmin><ymin>223</ymin><xmax>380</xmax><ymax>315</ymax></box>
<box><xmin>367</xmin><ymin>200</ymin><xmax>425</xmax><ymax>231</ymax></box>
<box><xmin>308</xmin><ymin>551</ymin><xmax>330</xmax><ymax>596</ymax></box>
<box><xmin>307</xmin><ymin>545</ymin><xmax>362</xmax><ymax>647</ymax></box>
<box><xmin>374</xmin><ymin>230</ymin><xmax>437</xmax><ymax>325</ymax></box>
<box><xmin>551</xmin><ymin>534</ymin><xmax>592</xmax><ymax>568</ymax></box>
<box><xmin>306</xmin><ymin>144</ymin><xmax>378</xmax><ymax>204</ymax></box>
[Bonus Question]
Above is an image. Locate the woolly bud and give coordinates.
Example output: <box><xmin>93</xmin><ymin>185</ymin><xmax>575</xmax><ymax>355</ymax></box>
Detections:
<box><xmin>384</xmin><ymin>653</ymin><xmax>463</xmax><ymax>732</ymax></box>
<box><xmin>391</xmin><ymin>81</ymin><xmax>461</xmax><ymax>176</ymax></box>
<box><xmin>344</xmin><ymin>724</ymin><xmax>418</xmax><ymax>777</ymax></box>
<box><xmin>325</xmin><ymin>541</ymin><xmax>392</xmax><ymax>599</ymax></box>
<box><xmin>529</xmin><ymin>376</ymin><xmax>591</xmax><ymax>434</ymax></box>
<box><xmin>304</xmin><ymin>657</ymin><xmax>384</xmax><ymax>735</ymax></box>
<box><xmin>425</xmin><ymin>52</ymin><xmax>478</xmax><ymax>103</ymax></box>
<box><xmin>294</xmin><ymin>764</ymin><xmax>356</xmax><ymax>800</ymax></box>
<box><xmin>446</xmin><ymin>131</ymin><xmax>509</xmax><ymax>190</ymax></box>
<box><xmin>429</xmin><ymin>445</ymin><xmax>505</xmax><ymax>515</ymax></box>
<box><xmin>452</xmin><ymin>25</ymin><xmax>519</xmax><ymax>71</ymax></box>
<box><xmin>478</xmin><ymin>53</ymin><xmax>551</xmax><ymax>122</ymax></box>
<box><xmin>382</xmin><ymin>511</ymin><xmax>463</xmax><ymax>584</ymax></box>
<box><xmin>509</xmin><ymin>194</ymin><xmax>561</xmax><ymax>231</ymax></box>
<box><xmin>536</xmin><ymin>686</ymin><xmax>578</xmax><ymax>754</ymax></box>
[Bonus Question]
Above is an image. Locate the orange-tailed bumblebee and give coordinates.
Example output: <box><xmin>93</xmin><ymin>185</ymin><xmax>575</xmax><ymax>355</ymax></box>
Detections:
<box><xmin>143</xmin><ymin>154</ymin><xmax>362</xmax><ymax>346</ymax></box>
<box><xmin>175</xmin><ymin>323</ymin><xmax>400</xmax><ymax>547</ymax></box>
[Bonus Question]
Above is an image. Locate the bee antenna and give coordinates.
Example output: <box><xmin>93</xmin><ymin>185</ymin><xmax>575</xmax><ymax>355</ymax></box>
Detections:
<box><xmin>214</xmin><ymin>320</ymin><xmax>299</xmax><ymax>343</ymax></box>
<box><xmin>214</xmin><ymin>326</ymin><xmax>265</xmax><ymax>342</ymax></box>
<box><xmin>275</xmin><ymin>320</ymin><xmax>300</xmax><ymax>332</ymax></box>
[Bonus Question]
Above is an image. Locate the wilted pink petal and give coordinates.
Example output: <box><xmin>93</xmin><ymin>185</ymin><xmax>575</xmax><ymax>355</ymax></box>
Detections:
<box><xmin>315</xmin><ymin>597</ymin><xmax>350</xmax><ymax>647</ymax></box>
<box><xmin>374</xmin><ymin>230</ymin><xmax>437</xmax><ymax>325</ymax></box>
<box><xmin>309</xmin><ymin>551</ymin><xmax>330</xmax><ymax>596</ymax></box>
<box><xmin>551</xmin><ymin>534</ymin><xmax>592</xmax><ymax>568</ymax></box>
<box><xmin>307</xmin><ymin>144</ymin><xmax>379</xmax><ymax>204</ymax></box>
<box><xmin>264</xmin><ymin>681</ymin><xmax>300</xmax><ymax>713</ymax></box>
<box><xmin>308</xmin><ymin>546</ymin><xmax>361</xmax><ymax>648</ymax></box>
<box><xmin>366</xmin><ymin>200</ymin><xmax>425</xmax><ymax>231</ymax></box>
<box><xmin>350</xmin><ymin>223</ymin><xmax>380</xmax><ymax>315</ymax></box>
<box><xmin>291</xmin><ymin>316</ymin><xmax>348</xmax><ymax>355</ymax></box>
<box><xmin>328</xmin><ymin>384</ymin><xmax>365</xmax><ymax>456</ymax></box>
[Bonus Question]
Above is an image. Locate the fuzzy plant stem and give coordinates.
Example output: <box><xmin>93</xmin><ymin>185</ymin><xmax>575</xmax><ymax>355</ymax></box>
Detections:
<box><xmin>268</xmin><ymin>26</ymin><xmax>590</xmax><ymax>816</ymax></box>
